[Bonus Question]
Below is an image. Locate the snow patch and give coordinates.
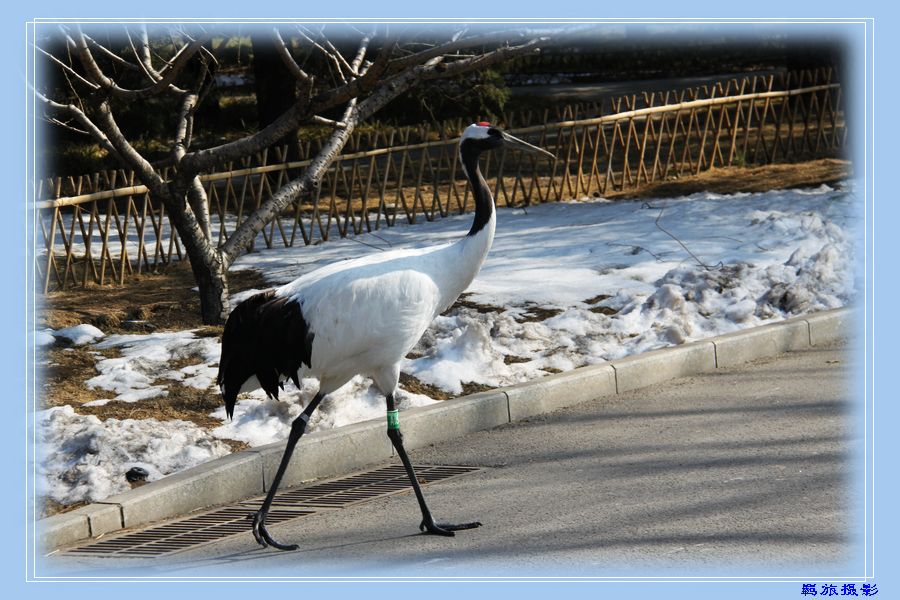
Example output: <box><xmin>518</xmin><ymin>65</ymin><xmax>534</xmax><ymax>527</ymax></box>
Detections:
<box><xmin>210</xmin><ymin>375</ymin><xmax>437</xmax><ymax>447</ymax></box>
<box><xmin>37</xmin><ymin>405</ymin><xmax>230</xmax><ymax>506</ymax></box>
<box><xmin>53</xmin><ymin>324</ymin><xmax>105</xmax><ymax>346</ymax></box>
<box><xmin>404</xmin><ymin>315</ymin><xmax>510</xmax><ymax>395</ymax></box>
<box><xmin>35</xmin><ymin>329</ymin><xmax>57</xmax><ymax>347</ymax></box>
<box><xmin>87</xmin><ymin>331</ymin><xmax>221</xmax><ymax>402</ymax></box>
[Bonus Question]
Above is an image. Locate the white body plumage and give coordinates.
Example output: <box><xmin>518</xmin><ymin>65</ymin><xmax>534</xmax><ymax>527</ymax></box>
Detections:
<box><xmin>271</xmin><ymin>209</ymin><xmax>496</xmax><ymax>396</ymax></box>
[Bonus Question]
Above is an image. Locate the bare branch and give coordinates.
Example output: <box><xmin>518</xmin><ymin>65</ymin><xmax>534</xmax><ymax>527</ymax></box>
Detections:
<box><xmin>137</xmin><ymin>26</ymin><xmax>164</xmax><ymax>79</ymax></box>
<box><xmin>63</xmin><ymin>27</ymin><xmax>108</xmax><ymax>85</ymax></box>
<box><xmin>272</xmin><ymin>28</ymin><xmax>312</xmax><ymax>82</ymax></box>
<box><xmin>419</xmin><ymin>36</ymin><xmax>546</xmax><ymax>81</ymax></box>
<box><xmin>386</xmin><ymin>25</ymin><xmax>575</xmax><ymax>75</ymax></box>
<box><xmin>306</xmin><ymin>40</ymin><xmax>393</xmax><ymax>112</ymax></box>
<box><xmin>297</xmin><ymin>26</ymin><xmax>347</xmax><ymax>83</ymax></box>
<box><xmin>309</xmin><ymin>115</ymin><xmax>348</xmax><ymax>128</ymax></box>
<box><xmin>171</xmin><ymin>52</ymin><xmax>216</xmax><ymax>237</ymax></box>
<box><xmin>156</xmin><ymin>32</ymin><xmax>205</xmax><ymax>78</ymax></box>
<box><xmin>357</xmin><ymin>36</ymin><xmax>546</xmax><ymax>121</ymax></box>
<box><xmin>180</xmin><ymin>39</ymin><xmax>392</xmax><ymax>176</ymax></box>
<box><xmin>221</xmin><ymin>100</ymin><xmax>359</xmax><ymax>263</ymax></box>
<box><xmin>89</xmin><ymin>99</ymin><xmax>168</xmax><ymax>196</ymax></box>
<box><xmin>34</xmin><ymin>88</ymin><xmax>124</xmax><ymax>164</ymax></box>
<box><xmin>172</xmin><ymin>93</ymin><xmax>199</xmax><ymax>161</ymax></box>
<box><xmin>186</xmin><ymin>178</ymin><xmax>212</xmax><ymax>239</ymax></box>
<box><xmin>344</xmin><ymin>23</ymin><xmax>371</xmax><ymax>38</ymax></box>
<box><xmin>70</xmin><ymin>26</ymin><xmax>201</xmax><ymax>100</ymax></box>
<box><xmin>386</xmin><ymin>29</ymin><xmax>523</xmax><ymax>73</ymax></box>
<box><xmin>178</xmin><ymin>93</ymin><xmax>311</xmax><ymax>175</ymax></box>
<box><xmin>34</xmin><ymin>43</ymin><xmax>100</xmax><ymax>90</ymax></box>
<box><xmin>324</xmin><ymin>38</ymin><xmax>356</xmax><ymax>77</ymax></box>
<box><xmin>44</xmin><ymin>117</ymin><xmax>89</xmax><ymax>136</ymax></box>
<box><xmin>90</xmin><ymin>95</ymin><xmax>213</xmax><ymax>246</ymax></box>
<box><xmin>349</xmin><ymin>35</ymin><xmax>371</xmax><ymax>75</ymax></box>
<box><xmin>126</xmin><ymin>28</ymin><xmax>161</xmax><ymax>82</ymax></box>
<box><xmin>82</xmin><ymin>34</ymin><xmax>142</xmax><ymax>73</ymax></box>
<box><xmin>60</xmin><ymin>68</ymin><xmax>88</xmax><ymax>113</ymax></box>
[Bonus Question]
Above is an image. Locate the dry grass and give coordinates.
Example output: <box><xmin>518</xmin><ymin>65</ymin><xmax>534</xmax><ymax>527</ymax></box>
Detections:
<box><xmin>41</xmin><ymin>345</ymin><xmax>113</xmax><ymax>409</ymax></box>
<box><xmin>444</xmin><ymin>293</ymin><xmax>505</xmax><ymax>315</ymax></box>
<box><xmin>40</xmin><ymin>345</ymin><xmax>249</xmax><ymax>453</ymax></box>
<box><xmin>516</xmin><ymin>306</ymin><xmax>563</xmax><ymax>323</ymax></box>
<box><xmin>398</xmin><ymin>372</ymin><xmax>492</xmax><ymax>399</ymax></box>
<box><xmin>585</xmin><ymin>293</ymin><xmax>617</xmax><ymax>315</ymax></box>
<box><xmin>41</xmin><ymin>261</ymin><xmax>268</xmax><ymax>334</ymax></box>
<box><xmin>603</xmin><ymin>158</ymin><xmax>851</xmax><ymax>200</ymax></box>
<box><xmin>398</xmin><ymin>372</ymin><xmax>451</xmax><ymax>401</ymax></box>
<box><xmin>503</xmin><ymin>354</ymin><xmax>532</xmax><ymax>365</ymax></box>
<box><xmin>460</xmin><ymin>382</ymin><xmax>494</xmax><ymax>395</ymax></box>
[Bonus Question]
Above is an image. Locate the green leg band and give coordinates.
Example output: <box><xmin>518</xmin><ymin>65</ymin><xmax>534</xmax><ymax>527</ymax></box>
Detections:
<box><xmin>387</xmin><ymin>409</ymin><xmax>400</xmax><ymax>430</ymax></box>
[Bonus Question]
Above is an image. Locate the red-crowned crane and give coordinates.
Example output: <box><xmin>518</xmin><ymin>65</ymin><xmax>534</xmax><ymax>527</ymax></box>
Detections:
<box><xmin>217</xmin><ymin>123</ymin><xmax>554</xmax><ymax>550</ymax></box>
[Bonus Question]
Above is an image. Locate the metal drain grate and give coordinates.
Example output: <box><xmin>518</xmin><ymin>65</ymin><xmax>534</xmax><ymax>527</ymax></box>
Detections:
<box><xmin>247</xmin><ymin>464</ymin><xmax>479</xmax><ymax>509</ymax></box>
<box><xmin>65</xmin><ymin>464</ymin><xmax>480</xmax><ymax>557</ymax></box>
<box><xmin>65</xmin><ymin>507</ymin><xmax>310</xmax><ymax>557</ymax></box>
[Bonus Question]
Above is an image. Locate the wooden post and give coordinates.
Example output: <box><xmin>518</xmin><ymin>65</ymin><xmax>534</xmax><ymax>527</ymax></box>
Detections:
<box><xmin>43</xmin><ymin>207</ymin><xmax>59</xmax><ymax>293</ymax></box>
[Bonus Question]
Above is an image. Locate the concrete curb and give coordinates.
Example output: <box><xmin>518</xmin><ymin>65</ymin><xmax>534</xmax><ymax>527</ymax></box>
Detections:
<box><xmin>40</xmin><ymin>307</ymin><xmax>854</xmax><ymax>553</ymax></box>
<box><xmin>612</xmin><ymin>340</ymin><xmax>716</xmax><ymax>393</ymax></box>
<box><xmin>712</xmin><ymin>318</ymin><xmax>811</xmax><ymax>368</ymax></box>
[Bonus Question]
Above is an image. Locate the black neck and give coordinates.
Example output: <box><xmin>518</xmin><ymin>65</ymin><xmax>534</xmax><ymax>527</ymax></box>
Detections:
<box><xmin>461</xmin><ymin>144</ymin><xmax>494</xmax><ymax>237</ymax></box>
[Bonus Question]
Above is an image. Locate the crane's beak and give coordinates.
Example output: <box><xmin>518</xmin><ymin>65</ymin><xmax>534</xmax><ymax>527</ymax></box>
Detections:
<box><xmin>501</xmin><ymin>131</ymin><xmax>555</xmax><ymax>160</ymax></box>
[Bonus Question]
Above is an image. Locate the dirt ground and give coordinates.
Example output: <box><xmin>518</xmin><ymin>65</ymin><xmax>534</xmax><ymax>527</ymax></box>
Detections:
<box><xmin>37</xmin><ymin>158</ymin><xmax>852</xmax><ymax>515</ymax></box>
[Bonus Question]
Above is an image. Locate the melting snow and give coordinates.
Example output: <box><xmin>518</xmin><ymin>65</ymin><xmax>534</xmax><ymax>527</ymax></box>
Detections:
<box><xmin>86</xmin><ymin>331</ymin><xmax>220</xmax><ymax>402</ymax></box>
<box><xmin>36</xmin><ymin>405</ymin><xmax>230</xmax><ymax>506</ymax></box>
<box><xmin>35</xmin><ymin>330</ymin><xmax>57</xmax><ymax>347</ymax></box>
<box><xmin>43</xmin><ymin>324</ymin><xmax>106</xmax><ymax>346</ymax></box>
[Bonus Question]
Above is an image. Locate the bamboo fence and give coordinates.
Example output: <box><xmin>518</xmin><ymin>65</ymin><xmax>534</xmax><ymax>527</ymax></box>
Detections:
<box><xmin>35</xmin><ymin>68</ymin><xmax>847</xmax><ymax>293</ymax></box>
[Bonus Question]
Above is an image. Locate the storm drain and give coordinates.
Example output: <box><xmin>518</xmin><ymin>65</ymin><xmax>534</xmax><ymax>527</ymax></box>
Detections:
<box><xmin>63</xmin><ymin>507</ymin><xmax>311</xmax><ymax>557</ymax></box>
<box><xmin>243</xmin><ymin>464</ymin><xmax>479</xmax><ymax>509</ymax></box>
<box><xmin>65</xmin><ymin>464</ymin><xmax>480</xmax><ymax>557</ymax></box>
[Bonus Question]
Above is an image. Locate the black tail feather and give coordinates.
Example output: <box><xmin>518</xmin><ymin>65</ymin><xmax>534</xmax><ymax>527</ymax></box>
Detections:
<box><xmin>218</xmin><ymin>290</ymin><xmax>314</xmax><ymax>418</ymax></box>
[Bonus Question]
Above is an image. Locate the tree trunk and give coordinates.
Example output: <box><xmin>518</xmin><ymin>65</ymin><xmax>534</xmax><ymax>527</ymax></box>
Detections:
<box><xmin>177</xmin><ymin>221</ymin><xmax>230</xmax><ymax>324</ymax></box>
<box><xmin>162</xmin><ymin>185</ymin><xmax>233</xmax><ymax>324</ymax></box>
<box><xmin>174</xmin><ymin>217</ymin><xmax>230</xmax><ymax>323</ymax></box>
<box><xmin>190</xmin><ymin>248</ymin><xmax>230</xmax><ymax>325</ymax></box>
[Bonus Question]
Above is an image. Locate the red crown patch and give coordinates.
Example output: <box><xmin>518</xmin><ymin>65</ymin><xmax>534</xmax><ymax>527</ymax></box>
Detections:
<box><xmin>477</xmin><ymin>121</ymin><xmax>491</xmax><ymax>127</ymax></box>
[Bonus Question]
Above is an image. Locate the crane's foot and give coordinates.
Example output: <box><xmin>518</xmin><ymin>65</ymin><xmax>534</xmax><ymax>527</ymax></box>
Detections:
<box><xmin>251</xmin><ymin>510</ymin><xmax>299</xmax><ymax>551</ymax></box>
<box><xmin>419</xmin><ymin>519</ymin><xmax>483</xmax><ymax>537</ymax></box>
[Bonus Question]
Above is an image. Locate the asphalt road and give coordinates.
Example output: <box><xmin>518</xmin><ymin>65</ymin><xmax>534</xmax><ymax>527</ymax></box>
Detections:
<box><xmin>45</xmin><ymin>344</ymin><xmax>860</xmax><ymax>578</ymax></box>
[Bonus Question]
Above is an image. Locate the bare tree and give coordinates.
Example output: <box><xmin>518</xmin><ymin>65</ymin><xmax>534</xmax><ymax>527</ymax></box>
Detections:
<box><xmin>35</xmin><ymin>24</ymin><xmax>553</xmax><ymax>324</ymax></box>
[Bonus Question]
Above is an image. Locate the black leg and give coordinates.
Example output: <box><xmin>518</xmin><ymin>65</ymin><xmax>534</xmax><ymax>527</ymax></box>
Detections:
<box><xmin>385</xmin><ymin>394</ymin><xmax>482</xmax><ymax>537</ymax></box>
<box><xmin>252</xmin><ymin>392</ymin><xmax>324</xmax><ymax>551</ymax></box>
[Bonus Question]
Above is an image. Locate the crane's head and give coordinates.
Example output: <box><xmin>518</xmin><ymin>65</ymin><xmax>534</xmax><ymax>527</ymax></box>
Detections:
<box><xmin>460</xmin><ymin>122</ymin><xmax>555</xmax><ymax>159</ymax></box>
